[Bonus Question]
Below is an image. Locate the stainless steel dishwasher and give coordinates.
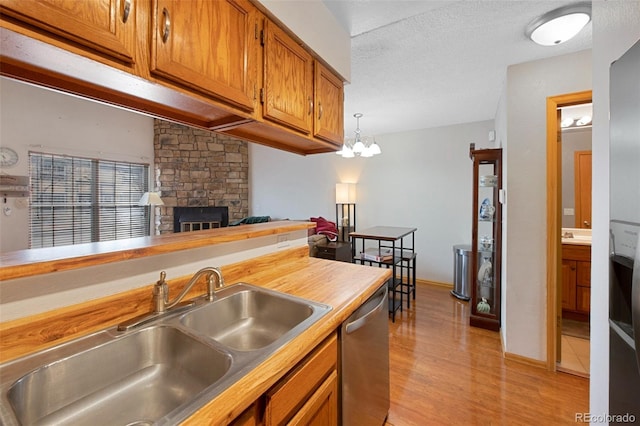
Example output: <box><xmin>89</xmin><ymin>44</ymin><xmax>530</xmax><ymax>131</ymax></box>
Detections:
<box><xmin>341</xmin><ymin>283</ymin><xmax>390</xmax><ymax>425</ymax></box>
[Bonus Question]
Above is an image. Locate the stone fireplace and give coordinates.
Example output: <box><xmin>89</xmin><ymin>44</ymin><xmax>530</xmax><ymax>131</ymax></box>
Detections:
<box><xmin>153</xmin><ymin>120</ymin><xmax>249</xmax><ymax>234</ymax></box>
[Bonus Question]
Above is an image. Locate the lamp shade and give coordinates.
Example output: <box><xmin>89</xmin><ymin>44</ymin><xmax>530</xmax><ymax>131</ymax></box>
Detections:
<box><xmin>138</xmin><ymin>192</ymin><xmax>164</xmax><ymax>206</ymax></box>
<box><xmin>336</xmin><ymin>183</ymin><xmax>356</xmax><ymax>204</ymax></box>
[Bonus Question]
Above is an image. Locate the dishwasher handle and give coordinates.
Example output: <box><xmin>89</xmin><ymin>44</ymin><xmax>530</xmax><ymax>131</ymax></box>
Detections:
<box><xmin>345</xmin><ymin>285</ymin><xmax>388</xmax><ymax>334</ymax></box>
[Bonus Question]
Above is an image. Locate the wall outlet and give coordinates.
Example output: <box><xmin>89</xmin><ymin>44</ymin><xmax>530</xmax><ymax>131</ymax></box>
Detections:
<box><xmin>564</xmin><ymin>208</ymin><xmax>575</xmax><ymax>216</ymax></box>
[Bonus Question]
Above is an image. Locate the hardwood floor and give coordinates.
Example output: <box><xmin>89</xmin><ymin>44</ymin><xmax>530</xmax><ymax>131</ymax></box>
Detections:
<box><xmin>386</xmin><ymin>283</ymin><xmax>589</xmax><ymax>425</ymax></box>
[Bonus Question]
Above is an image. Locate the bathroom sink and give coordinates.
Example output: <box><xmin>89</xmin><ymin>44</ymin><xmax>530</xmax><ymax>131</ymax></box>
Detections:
<box><xmin>180</xmin><ymin>283</ymin><xmax>330</xmax><ymax>351</ymax></box>
<box><xmin>2</xmin><ymin>326</ymin><xmax>231</xmax><ymax>426</ymax></box>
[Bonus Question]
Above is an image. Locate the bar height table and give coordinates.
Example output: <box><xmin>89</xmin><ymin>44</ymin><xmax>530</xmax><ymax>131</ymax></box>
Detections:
<box><xmin>349</xmin><ymin>226</ymin><xmax>417</xmax><ymax>321</ymax></box>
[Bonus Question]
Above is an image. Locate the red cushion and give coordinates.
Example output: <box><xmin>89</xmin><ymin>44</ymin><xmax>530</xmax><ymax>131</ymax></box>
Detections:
<box><xmin>310</xmin><ymin>217</ymin><xmax>338</xmax><ymax>241</ymax></box>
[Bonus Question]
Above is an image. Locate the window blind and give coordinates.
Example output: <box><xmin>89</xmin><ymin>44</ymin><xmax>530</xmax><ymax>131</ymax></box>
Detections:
<box><xmin>29</xmin><ymin>152</ymin><xmax>149</xmax><ymax>248</ymax></box>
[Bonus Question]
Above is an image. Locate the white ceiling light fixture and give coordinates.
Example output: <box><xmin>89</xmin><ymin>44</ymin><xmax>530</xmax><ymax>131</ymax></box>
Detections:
<box><xmin>336</xmin><ymin>113</ymin><xmax>381</xmax><ymax>159</ymax></box>
<box><xmin>525</xmin><ymin>2</ymin><xmax>591</xmax><ymax>46</ymax></box>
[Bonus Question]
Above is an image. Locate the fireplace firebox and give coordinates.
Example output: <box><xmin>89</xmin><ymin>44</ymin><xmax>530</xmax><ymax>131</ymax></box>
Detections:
<box><xmin>173</xmin><ymin>207</ymin><xmax>229</xmax><ymax>232</ymax></box>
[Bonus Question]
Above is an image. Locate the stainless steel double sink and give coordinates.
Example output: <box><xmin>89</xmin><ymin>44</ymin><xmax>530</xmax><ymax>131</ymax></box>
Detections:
<box><xmin>0</xmin><ymin>283</ymin><xmax>331</xmax><ymax>425</ymax></box>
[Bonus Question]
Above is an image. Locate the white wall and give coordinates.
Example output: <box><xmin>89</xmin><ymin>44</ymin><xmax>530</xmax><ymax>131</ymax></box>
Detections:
<box><xmin>504</xmin><ymin>49</ymin><xmax>592</xmax><ymax>361</ymax></box>
<box><xmin>250</xmin><ymin>120</ymin><xmax>495</xmax><ymax>284</ymax></box>
<box><xmin>0</xmin><ymin>78</ymin><xmax>155</xmax><ymax>252</ymax></box>
<box><xmin>591</xmin><ymin>1</ymin><xmax>640</xmax><ymax>418</ymax></box>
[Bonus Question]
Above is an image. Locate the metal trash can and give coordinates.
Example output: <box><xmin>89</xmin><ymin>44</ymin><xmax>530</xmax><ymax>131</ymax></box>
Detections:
<box><xmin>452</xmin><ymin>244</ymin><xmax>472</xmax><ymax>301</ymax></box>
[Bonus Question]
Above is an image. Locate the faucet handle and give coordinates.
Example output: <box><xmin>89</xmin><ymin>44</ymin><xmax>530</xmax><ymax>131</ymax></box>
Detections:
<box><xmin>153</xmin><ymin>271</ymin><xmax>167</xmax><ymax>293</ymax></box>
<box><xmin>153</xmin><ymin>271</ymin><xmax>168</xmax><ymax>295</ymax></box>
<box><xmin>153</xmin><ymin>271</ymin><xmax>169</xmax><ymax>312</ymax></box>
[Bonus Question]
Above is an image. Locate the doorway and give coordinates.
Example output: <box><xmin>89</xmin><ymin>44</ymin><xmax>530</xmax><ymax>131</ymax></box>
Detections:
<box><xmin>545</xmin><ymin>90</ymin><xmax>592</xmax><ymax>375</ymax></box>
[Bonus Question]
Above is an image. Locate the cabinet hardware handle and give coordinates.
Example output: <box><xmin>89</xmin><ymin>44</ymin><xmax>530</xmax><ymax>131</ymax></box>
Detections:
<box><xmin>161</xmin><ymin>8</ymin><xmax>171</xmax><ymax>43</ymax></box>
<box><xmin>308</xmin><ymin>97</ymin><xmax>313</xmax><ymax>115</ymax></box>
<box><xmin>122</xmin><ymin>0</ymin><xmax>131</xmax><ymax>23</ymax></box>
<box><xmin>318</xmin><ymin>102</ymin><xmax>323</xmax><ymax>120</ymax></box>
<box><xmin>583</xmin><ymin>220</ymin><xmax>591</xmax><ymax>228</ymax></box>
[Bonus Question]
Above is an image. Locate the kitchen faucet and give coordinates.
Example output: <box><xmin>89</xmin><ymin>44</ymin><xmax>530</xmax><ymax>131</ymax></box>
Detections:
<box><xmin>154</xmin><ymin>266</ymin><xmax>225</xmax><ymax>313</ymax></box>
<box><xmin>117</xmin><ymin>266</ymin><xmax>224</xmax><ymax>331</ymax></box>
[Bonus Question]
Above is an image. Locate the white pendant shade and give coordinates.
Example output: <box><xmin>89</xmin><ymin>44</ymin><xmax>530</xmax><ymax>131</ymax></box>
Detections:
<box><xmin>338</xmin><ymin>113</ymin><xmax>381</xmax><ymax>158</ymax></box>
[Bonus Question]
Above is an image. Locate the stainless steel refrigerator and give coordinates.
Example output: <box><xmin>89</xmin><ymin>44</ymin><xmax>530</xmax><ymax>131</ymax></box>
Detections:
<box><xmin>609</xmin><ymin>38</ymin><xmax>640</xmax><ymax>421</ymax></box>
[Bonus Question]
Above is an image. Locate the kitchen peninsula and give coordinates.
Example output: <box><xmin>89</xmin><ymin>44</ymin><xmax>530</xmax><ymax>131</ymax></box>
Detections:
<box><xmin>0</xmin><ymin>221</ymin><xmax>391</xmax><ymax>424</ymax></box>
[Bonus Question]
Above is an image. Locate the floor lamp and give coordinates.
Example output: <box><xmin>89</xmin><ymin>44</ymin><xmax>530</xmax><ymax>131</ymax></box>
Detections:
<box><xmin>139</xmin><ymin>191</ymin><xmax>164</xmax><ymax>235</ymax></box>
<box><xmin>335</xmin><ymin>183</ymin><xmax>356</xmax><ymax>242</ymax></box>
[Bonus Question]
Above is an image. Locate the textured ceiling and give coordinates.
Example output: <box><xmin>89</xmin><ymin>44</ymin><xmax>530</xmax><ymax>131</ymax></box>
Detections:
<box><xmin>322</xmin><ymin>0</ymin><xmax>603</xmax><ymax>138</ymax></box>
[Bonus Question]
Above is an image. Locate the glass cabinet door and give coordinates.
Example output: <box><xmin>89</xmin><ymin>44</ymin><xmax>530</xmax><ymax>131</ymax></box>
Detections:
<box><xmin>470</xmin><ymin>147</ymin><xmax>502</xmax><ymax>331</ymax></box>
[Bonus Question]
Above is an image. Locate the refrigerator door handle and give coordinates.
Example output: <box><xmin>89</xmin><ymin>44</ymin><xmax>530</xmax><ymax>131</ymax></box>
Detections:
<box><xmin>632</xmin><ymin>232</ymin><xmax>640</xmax><ymax>372</ymax></box>
<box><xmin>345</xmin><ymin>285</ymin><xmax>388</xmax><ymax>334</ymax></box>
<box><xmin>610</xmin><ymin>319</ymin><xmax>636</xmax><ymax>349</ymax></box>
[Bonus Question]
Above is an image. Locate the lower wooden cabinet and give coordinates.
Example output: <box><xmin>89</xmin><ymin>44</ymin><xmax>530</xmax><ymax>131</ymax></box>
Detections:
<box><xmin>287</xmin><ymin>371</ymin><xmax>337</xmax><ymax>425</ymax></box>
<box><xmin>230</xmin><ymin>403</ymin><xmax>261</xmax><ymax>426</ymax></box>
<box><xmin>230</xmin><ymin>332</ymin><xmax>338</xmax><ymax>426</ymax></box>
<box><xmin>265</xmin><ymin>333</ymin><xmax>337</xmax><ymax>425</ymax></box>
<box><xmin>561</xmin><ymin>259</ymin><xmax>577</xmax><ymax>311</ymax></box>
<box><xmin>561</xmin><ymin>244</ymin><xmax>591</xmax><ymax>316</ymax></box>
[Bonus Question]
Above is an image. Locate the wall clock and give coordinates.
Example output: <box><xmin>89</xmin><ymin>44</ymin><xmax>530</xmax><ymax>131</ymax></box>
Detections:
<box><xmin>0</xmin><ymin>147</ymin><xmax>19</xmax><ymax>167</ymax></box>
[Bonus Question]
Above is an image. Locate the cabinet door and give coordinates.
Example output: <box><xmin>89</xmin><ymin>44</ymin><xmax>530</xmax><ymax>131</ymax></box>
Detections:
<box><xmin>561</xmin><ymin>259</ymin><xmax>577</xmax><ymax>311</ymax></box>
<box><xmin>230</xmin><ymin>402</ymin><xmax>260</xmax><ymax>426</ymax></box>
<box><xmin>576</xmin><ymin>261</ymin><xmax>591</xmax><ymax>287</ymax></box>
<box><xmin>576</xmin><ymin>286</ymin><xmax>591</xmax><ymax>314</ymax></box>
<box><xmin>287</xmin><ymin>371</ymin><xmax>338</xmax><ymax>426</ymax></box>
<box><xmin>151</xmin><ymin>0</ymin><xmax>257</xmax><ymax>112</ymax></box>
<box><xmin>0</xmin><ymin>0</ymin><xmax>135</xmax><ymax>63</ymax></box>
<box><xmin>263</xmin><ymin>19</ymin><xmax>313</xmax><ymax>134</ymax></box>
<box><xmin>313</xmin><ymin>61</ymin><xmax>343</xmax><ymax>144</ymax></box>
<box><xmin>265</xmin><ymin>334</ymin><xmax>337</xmax><ymax>425</ymax></box>
<box><xmin>469</xmin><ymin>148</ymin><xmax>502</xmax><ymax>331</ymax></box>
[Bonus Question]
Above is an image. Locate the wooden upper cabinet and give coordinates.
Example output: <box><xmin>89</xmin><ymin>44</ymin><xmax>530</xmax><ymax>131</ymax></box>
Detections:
<box><xmin>150</xmin><ymin>0</ymin><xmax>258</xmax><ymax>113</ymax></box>
<box><xmin>314</xmin><ymin>61</ymin><xmax>344</xmax><ymax>144</ymax></box>
<box><xmin>0</xmin><ymin>0</ymin><xmax>136</xmax><ymax>64</ymax></box>
<box><xmin>262</xmin><ymin>18</ymin><xmax>313</xmax><ymax>135</ymax></box>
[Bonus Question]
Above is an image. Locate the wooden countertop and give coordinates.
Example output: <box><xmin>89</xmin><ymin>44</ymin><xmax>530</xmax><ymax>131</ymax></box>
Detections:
<box><xmin>0</xmin><ymin>220</ymin><xmax>313</xmax><ymax>281</ymax></box>
<box><xmin>0</xmin><ymin>230</ymin><xmax>392</xmax><ymax>424</ymax></box>
<box><xmin>184</xmin><ymin>255</ymin><xmax>391</xmax><ymax>424</ymax></box>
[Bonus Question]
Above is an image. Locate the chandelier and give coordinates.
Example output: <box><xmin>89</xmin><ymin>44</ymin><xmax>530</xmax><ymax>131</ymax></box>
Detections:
<box><xmin>336</xmin><ymin>113</ymin><xmax>381</xmax><ymax>158</ymax></box>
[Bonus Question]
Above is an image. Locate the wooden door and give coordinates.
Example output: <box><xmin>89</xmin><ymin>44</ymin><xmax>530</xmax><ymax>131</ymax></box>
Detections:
<box><xmin>151</xmin><ymin>0</ymin><xmax>258</xmax><ymax>112</ymax></box>
<box><xmin>263</xmin><ymin>18</ymin><xmax>313</xmax><ymax>134</ymax></box>
<box><xmin>0</xmin><ymin>0</ymin><xmax>136</xmax><ymax>63</ymax></box>
<box><xmin>313</xmin><ymin>61</ymin><xmax>343</xmax><ymax>145</ymax></box>
<box><xmin>574</xmin><ymin>150</ymin><xmax>592</xmax><ymax>228</ymax></box>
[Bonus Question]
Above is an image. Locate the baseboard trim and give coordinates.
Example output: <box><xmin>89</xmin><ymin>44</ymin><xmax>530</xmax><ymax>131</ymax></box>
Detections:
<box><xmin>503</xmin><ymin>351</ymin><xmax>547</xmax><ymax>369</ymax></box>
<box><xmin>556</xmin><ymin>365</ymin><xmax>590</xmax><ymax>379</ymax></box>
<box><xmin>416</xmin><ymin>278</ymin><xmax>452</xmax><ymax>288</ymax></box>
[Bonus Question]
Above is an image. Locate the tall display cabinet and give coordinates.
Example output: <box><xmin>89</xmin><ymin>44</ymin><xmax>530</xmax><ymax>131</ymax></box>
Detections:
<box><xmin>469</xmin><ymin>145</ymin><xmax>502</xmax><ymax>331</ymax></box>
